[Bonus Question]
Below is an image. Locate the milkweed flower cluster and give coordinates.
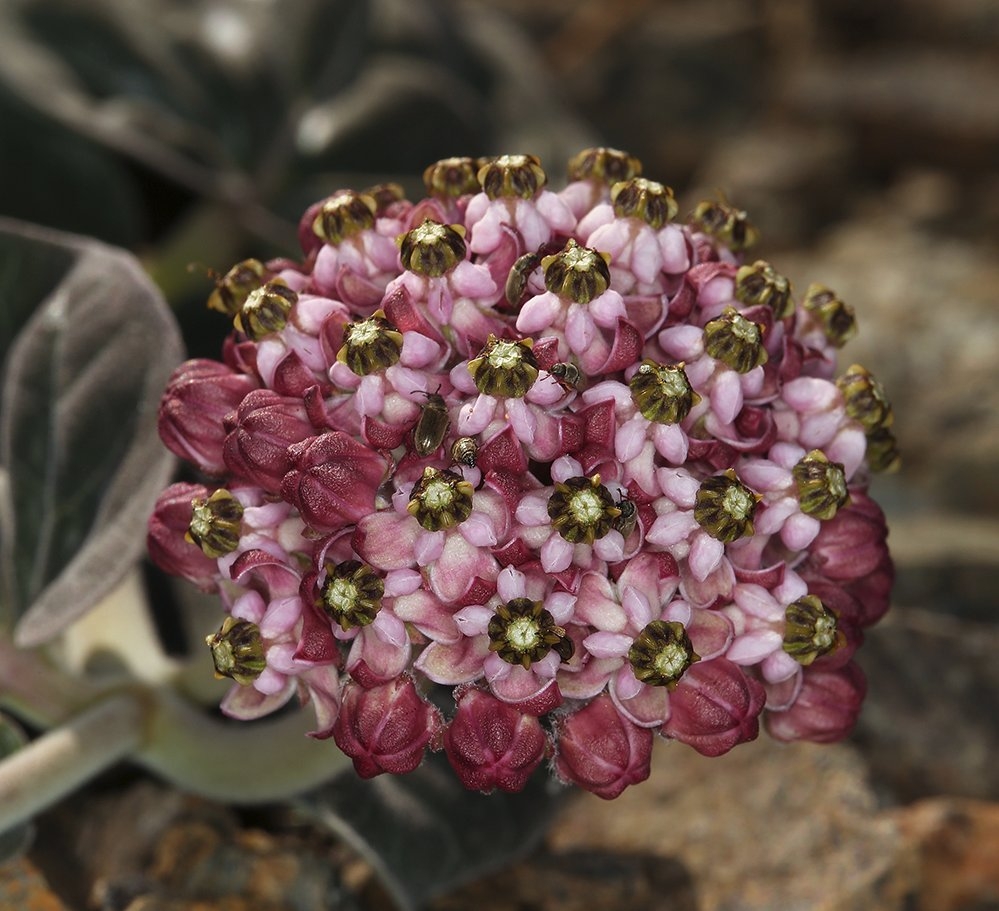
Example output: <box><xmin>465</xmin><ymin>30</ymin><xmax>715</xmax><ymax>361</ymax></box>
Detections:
<box><xmin>149</xmin><ymin>150</ymin><xmax>897</xmax><ymax>799</ymax></box>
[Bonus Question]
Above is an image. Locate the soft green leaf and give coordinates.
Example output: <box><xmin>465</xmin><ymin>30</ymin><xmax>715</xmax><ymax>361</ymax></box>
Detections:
<box><xmin>296</xmin><ymin>753</ymin><xmax>564</xmax><ymax>911</ymax></box>
<box><xmin>0</xmin><ymin>219</ymin><xmax>183</xmax><ymax>644</ymax></box>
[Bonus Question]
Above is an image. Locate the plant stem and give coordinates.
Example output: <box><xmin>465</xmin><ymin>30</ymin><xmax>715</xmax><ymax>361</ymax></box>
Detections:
<box><xmin>0</xmin><ymin>690</ymin><xmax>143</xmax><ymax>834</ymax></box>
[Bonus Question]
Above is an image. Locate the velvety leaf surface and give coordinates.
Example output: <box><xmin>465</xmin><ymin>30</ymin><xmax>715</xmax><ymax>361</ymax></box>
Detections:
<box><xmin>0</xmin><ymin>219</ymin><xmax>183</xmax><ymax>644</ymax></box>
<box><xmin>296</xmin><ymin>752</ymin><xmax>564</xmax><ymax>911</ymax></box>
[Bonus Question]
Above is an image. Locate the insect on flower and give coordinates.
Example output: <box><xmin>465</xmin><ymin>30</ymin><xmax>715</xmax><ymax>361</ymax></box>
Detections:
<box><xmin>549</xmin><ymin>361</ymin><xmax>581</xmax><ymax>392</ymax></box>
<box><xmin>413</xmin><ymin>389</ymin><xmax>451</xmax><ymax>457</ymax></box>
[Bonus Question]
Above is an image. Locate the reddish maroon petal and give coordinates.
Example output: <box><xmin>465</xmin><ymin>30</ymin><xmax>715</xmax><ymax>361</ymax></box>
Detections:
<box><xmin>663</xmin><ymin>658</ymin><xmax>765</xmax><ymax>757</ymax></box>
<box><xmin>477</xmin><ymin>425</ymin><xmax>529</xmax><ymax>475</ymax></box>
<box><xmin>596</xmin><ymin>318</ymin><xmax>643</xmax><ymax>374</ymax></box>
<box><xmin>554</xmin><ymin>694</ymin><xmax>653</xmax><ymax>799</ymax></box>
<box><xmin>444</xmin><ymin>688</ymin><xmax>549</xmax><ymax>793</ymax></box>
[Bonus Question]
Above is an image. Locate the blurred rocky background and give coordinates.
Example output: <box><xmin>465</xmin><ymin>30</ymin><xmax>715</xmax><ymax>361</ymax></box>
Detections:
<box><xmin>2</xmin><ymin>0</ymin><xmax>998</xmax><ymax>907</ymax></box>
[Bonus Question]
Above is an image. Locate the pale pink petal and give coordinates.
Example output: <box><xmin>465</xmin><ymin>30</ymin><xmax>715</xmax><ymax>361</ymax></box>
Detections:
<box><xmin>384</xmin><ymin>569</ymin><xmax>423</xmax><ymax>597</ymax></box>
<box><xmin>712</xmin><ymin>370</ymin><xmax>744</xmax><ymax>425</ymax></box>
<box><xmin>593</xmin><ymin>530</ymin><xmax>625</xmax><ymax>563</ymax></box>
<box><xmin>515</xmin><ymin>492</ymin><xmax>551</xmax><ymax>527</ymax></box>
<box><xmin>221</xmin><ymin>680</ymin><xmax>295</xmax><ymax>720</ymax></box>
<box><xmin>428</xmin><ymin>531</ymin><xmax>497</xmax><ymax>603</ymax></box>
<box><xmin>688</xmin><ymin>532</ymin><xmax>725</xmax><ymax>582</ymax></box>
<box><xmin>616</xmin><ymin>416</ymin><xmax>647</xmax><ymax>462</ymax></box>
<box><xmin>454</xmin><ymin>604</ymin><xmax>493</xmax><ymax>637</ymax></box>
<box><xmin>393</xmin><ymin>589</ymin><xmax>460</xmax><ymax>643</ymax></box>
<box><xmin>415</xmin><ymin>638</ymin><xmax>489</xmax><ymax>684</ymax></box>
<box><xmin>659</xmin><ymin>325</ymin><xmax>704</xmax><ymax>360</ymax></box>
<box><xmin>541</xmin><ymin>533</ymin><xmax>574</xmax><ymax>573</ymax></box>
<box><xmin>734</xmin><ymin>584</ymin><xmax>783</xmax><ymax>621</ymax></box>
<box><xmin>355</xmin><ymin>511</ymin><xmax>420</xmax><ymax>571</ymax></box>
<box><xmin>565</xmin><ymin>305</ymin><xmax>596</xmax><ymax>352</ymax></box>
<box><xmin>621</xmin><ymin>586</ymin><xmax>654</xmax><ymax>630</ymax></box>
<box><xmin>658</xmin><ymin>469</ymin><xmax>700</xmax><ymax>507</ymax></box>
<box><xmin>414</xmin><ymin>529</ymin><xmax>445</xmax><ymax>566</ymax></box>
<box><xmin>231</xmin><ymin>590</ymin><xmax>266</xmax><ymax>624</ymax></box>
<box><xmin>647</xmin><ymin>510</ymin><xmax>697</xmax><ymax>547</ymax></box>
<box><xmin>738</xmin><ymin>459</ymin><xmax>789</xmax><ymax>491</ymax></box>
<box><xmin>827</xmin><ymin>426</ymin><xmax>867</xmax><ymax>479</ymax></box>
<box><xmin>612</xmin><ymin>663</ymin><xmax>644</xmax><ymax>701</ymax></box>
<box><xmin>590</xmin><ymin>290</ymin><xmax>627</xmax><ymax>328</ymax></box>
<box><xmin>450</xmin><ymin>260</ymin><xmax>497</xmax><ymax>298</ymax></box>
<box><xmin>516</xmin><ymin>291</ymin><xmax>563</xmax><ymax>334</ymax></box>
<box><xmin>727</xmin><ymin>629</ymin><xmax>783</xmax><ymax>665</ymax></box>
<box><xmin>347</xmin><ymin>626</ymin><xmax>410</xmax><ymax>682</ymax></box>
<box><xmin>781</xmin><ymin>512</ymin><xmax>821</xmax><ymax>551</ymax></box>
<box><xmin>505</xmin><ymin>397</ymin><xmax>537</xmax><ymax>445</ymax></box>
<box><xmin>783</xmin><ymin>377</ymin><xmax>839</xmax><ymax>412</ymax></box>
<box><xmin>763</xmin><ymin>672</ymin><xmax>803</xmax><ymax>711</ymax></box>
<box><xmin>497</xmin><ymin>566</ymin><xmax>527</xmax><ymax>602</ymax></box>
<box><xmin>259</xmin><ymin>596</ymin><xmax>301</xmax><ymax>638</ymax></box>
<box><xmin>658</xmin><ymin>225</ymin><xmax>690</xmax><ymax>275</ymax></box>
<box><xmin>652</xmin><ymin>423</ymin><xmax>689</xmax><ymax>464</ymax></box>
<box><xmin>684</xmin><ymin>609</ymin><xmax>733</xmax><ymax>659</ymax></box>
<box><xmin>459</xmin><ymin>510</ymin><xmax>498</xmax><ymax>547</ymax></box>
<box><xmin>613</xmin><ymin>676</ymin><xmax>671</xmax><ymax>728</ymax></box>
<box><xmin>457</xmin><ymin>393</ymin><xmax>496</xmax><ymax>436</ymax></box>
<box><xmin>583</xmin><ymin>630</ymin><xmax>633</xmax><ymax>659</ymax></box>
<box><xmin>762</xmin><ymin>649</ymin><xmax>801</xmax><ymax>684</ymax></box>
<box><xmin>574</xmin><ymin>572</ymin><xmax>627</xmax><ymax>631</ymax></box>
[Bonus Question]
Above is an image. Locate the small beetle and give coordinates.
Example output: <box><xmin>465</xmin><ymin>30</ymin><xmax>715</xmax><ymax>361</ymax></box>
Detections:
<box><xmin>413</xmin><ymin>389</ymin><xmax>451</xmax><ymax>456</ymax></box>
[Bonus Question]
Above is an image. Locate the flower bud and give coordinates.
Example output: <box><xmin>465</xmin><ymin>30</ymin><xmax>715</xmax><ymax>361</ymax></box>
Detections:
<box><xmin>312</xmin><ymin>191</ymin><xmax>377</xmax><ymax>244</ymax></box>
<box><xmin>554</xmin><ymin>694</ymin><xmax>653</xmax><ymax>799</ymax></box>
<box><xmin>662</xmin><ymin>658</ymin><xmax>766</xmax><ymax>757</ymax></box>
<box><xmin>542</xmin><ymin>239</ymin><xmax>611</xmax><ymax>304</ymax></box>
<box><xmin>158</xmin><ymin>359</ymin><xmax>258</xmax><ymax>475</ymax></box>
<box><xmin>234</xmin><ymin>280</ymin><xmax>297</xmax><ymax>340</ymax></box>
<box><xmin>801</xmin><ymin>490</ymin><xmax>890</xmax><ymax>583</ymax></box>
<box><xmin>443</xmin><ymin>688</ymin><xmax>548</xmax><ymax>793</ymax></box>
<box><xmin>690</xmin><ymin>200</ymin><xmax>759</xmax><ymax>252</ymax></box>
<box><xmin>281</xmin><ymin>432</ymin><xmax>389</xmax><ymax>533</ymax></box>
<box><xmin>694</xmin><ymin>470</ymin><xmax>759</xmax><ymax>543</ymax></box>
<box><xmin>147</xmin><ymin>483</ymin><xmax>219</xmax><ymax>589</ymax></box>
<box><xmin>333</xmin><ymin>677</ymin><xmax>443</xmax><ymax>778</ymax></box>
<box><xmin>765</xmin><ymin>661</ymin><xmax>866</xmax><ymax>743</ymax></box>
<box><xmin>467</xmin><ymin>335</ymin><xmax>539</xmax><ymax>398</ymax></box>
<box><xmin>223</xmin><ymin>389</ymin><xmax>317</xmax><ymax>493</ymax></box>
<box><xmin>629</xmin><ymin>360</ymin><xmax>699</xmax><ymax>424</ymax></box>
<box><xmin>206</xmin><ymin>616</ymin><xmax>266</xmax><ymax>685</ymax></box>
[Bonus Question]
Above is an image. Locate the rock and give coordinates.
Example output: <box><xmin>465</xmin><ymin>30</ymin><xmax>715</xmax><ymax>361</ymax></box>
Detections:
<box><xmin>545</xmin><ymin>736</ymin><xmax>914</xmax><ymax>911</ymax></box>
<box><xmin>890</xmin><ymin>797</ymin><xmax>999</xmax><ymax>911</ymax></box>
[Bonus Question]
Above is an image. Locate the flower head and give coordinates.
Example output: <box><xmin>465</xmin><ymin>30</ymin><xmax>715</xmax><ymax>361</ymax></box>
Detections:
<box><xmin>150</xmin><ymin>148</ymin><xmax>895</xmax><ymax>797</ymax></box>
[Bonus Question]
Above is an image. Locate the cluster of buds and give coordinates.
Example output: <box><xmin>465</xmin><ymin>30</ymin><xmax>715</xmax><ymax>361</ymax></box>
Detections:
<box><xmin>149</xmin><ymin>150</ymin><xmax>895</xmax><ymax>799</ymax></box>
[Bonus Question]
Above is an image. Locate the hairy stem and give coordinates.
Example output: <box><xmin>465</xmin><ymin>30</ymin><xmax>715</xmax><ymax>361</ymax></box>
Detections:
<box><xmin>0</xmin><ymin>690</ymin><xmax>144</xmax><ymax>833</ymax></box>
